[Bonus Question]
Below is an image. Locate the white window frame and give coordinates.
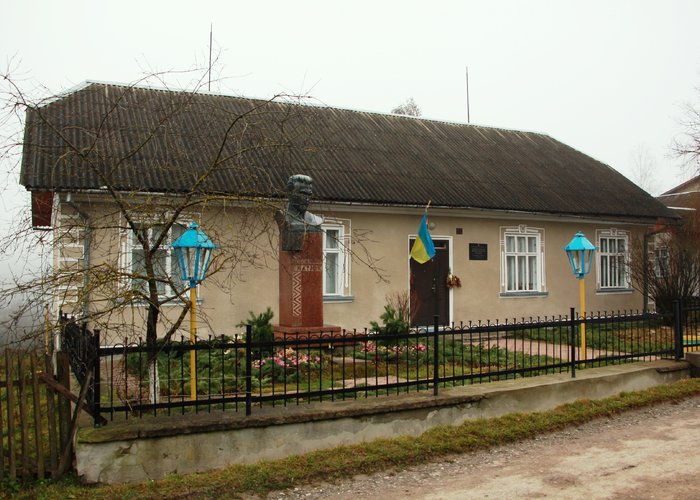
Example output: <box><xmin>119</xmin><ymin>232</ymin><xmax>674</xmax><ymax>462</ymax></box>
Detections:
<box><xmin>53</xmin><ymin>205</ymin><xmax>87</xmax><ymax>311</ymax></box>
<box><xmin>596</xmin><ymin>229</ymin><xmax>631</xmax><ymax>290</ymax></box>
<box><xmin>500</xmin><ymin>225</ymin><xmax>546</xmax><ymax>295</ymax></box>
<box><xmin>654</xmin><ymin>246</ymin><xmax>669</xmax><ymax>278</ymax></box>
<box><xmin>121</xmin><ymin>219</ymin><xmax>190</xmax><ymax>300</ymax></box>
<box><xmin>322</xmin><ymin>218</ymin><xmax>352</xmax><ymax>300</ymax></box>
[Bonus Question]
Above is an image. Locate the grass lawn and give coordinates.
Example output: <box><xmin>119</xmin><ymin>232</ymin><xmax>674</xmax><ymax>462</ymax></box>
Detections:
<box><xmin>6</xmin><ymin>377</ymin><xmax>700</xmax><ymax>499</ymax></box>
<box><xmin>518</xmin><ymin>320</ymin><xmax>674</xmax><ymax>354</ymax></box>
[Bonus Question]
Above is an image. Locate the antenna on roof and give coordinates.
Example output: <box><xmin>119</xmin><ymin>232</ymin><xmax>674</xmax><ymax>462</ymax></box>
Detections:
<box><xmin>208</xmin><ymin>24</ymin><xmax>213</xmax><ymax>91</ymax></box>
<box><xmin>465</xmin><ymin>66</ymin><xmax>471</xmax><ymax>124</ymax></box>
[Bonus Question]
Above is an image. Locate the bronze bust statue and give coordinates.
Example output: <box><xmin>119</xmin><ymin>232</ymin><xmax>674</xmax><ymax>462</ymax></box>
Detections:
<box><xmin>276</xmin><ymin>174</ymin><xmax>323</xmax><ymax>252</ymax></box>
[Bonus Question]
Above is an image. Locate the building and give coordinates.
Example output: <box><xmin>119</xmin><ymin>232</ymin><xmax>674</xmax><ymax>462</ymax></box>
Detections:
<box><xmin>652</xmin><ymin>175</ymin><xmax>700</xmax><ymax>308</ymax></box>
<box><xmin>19</xmin><ymin>82</ymin><xmax>676</xmax><ymax>341</ymax></box>
<box><xmin>657</xmin><ymin>175</ymin><xmax>700</xmax><ymax>213</ymax></box>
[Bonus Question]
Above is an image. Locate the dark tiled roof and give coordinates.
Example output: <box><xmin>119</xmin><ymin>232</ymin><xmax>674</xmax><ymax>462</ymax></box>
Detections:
<box><xmin>20</xmin><ymin>82</ymin><xmax>675</xmax><ymax>220</ymax></box>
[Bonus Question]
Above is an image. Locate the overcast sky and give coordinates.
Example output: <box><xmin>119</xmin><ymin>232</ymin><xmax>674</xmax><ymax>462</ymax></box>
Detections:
<box><xmin>1</xmin><ymin>1</ymin><xmax>699</xmax><ymax>224</ymax></box>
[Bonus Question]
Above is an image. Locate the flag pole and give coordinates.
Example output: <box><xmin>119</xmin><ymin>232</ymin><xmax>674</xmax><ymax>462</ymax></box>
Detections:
<box><xmin>425</xmin><ymin>200</ymin><xmax>438</xmax><ymax>325</ymax></box>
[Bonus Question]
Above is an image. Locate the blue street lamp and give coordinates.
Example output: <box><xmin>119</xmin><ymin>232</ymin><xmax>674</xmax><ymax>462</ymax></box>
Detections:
<box><xmin>564</xmin><ymin>232</ymin><xmax>596</xmax><ymax>279</ymax></box>
<box><xmin>564</xmin><ymin>232</ymin><xmax>597</xmax><ymax>361</ymax></box>
<box><xmin>172</xmin><ymin>222</ymin><xmax>218</xmax><ymax>400</ymax></box>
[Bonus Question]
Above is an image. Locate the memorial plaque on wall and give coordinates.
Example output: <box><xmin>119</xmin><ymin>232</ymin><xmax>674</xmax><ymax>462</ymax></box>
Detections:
<box><xmin>469</xmin><ymin>243</ymin><xmax>488</xmax><ymax>261</ymax></box>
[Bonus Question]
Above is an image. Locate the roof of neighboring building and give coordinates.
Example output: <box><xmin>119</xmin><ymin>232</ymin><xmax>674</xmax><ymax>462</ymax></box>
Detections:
<box><xmin>20</xmin><ymin>82</ymin><xmax>676</xmax><ymax>221</ymax></box>
<box><xmin>657</xmin><ymin>175</ymin><xmax>700</xmax><ymax>210</ymax></box>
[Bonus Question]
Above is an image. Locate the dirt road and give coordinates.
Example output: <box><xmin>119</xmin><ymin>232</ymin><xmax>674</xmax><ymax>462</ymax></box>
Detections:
<box><xmin>268</xmin><ymin>396</ymin><xmax>700</xmax><ymax>499</ymax></box>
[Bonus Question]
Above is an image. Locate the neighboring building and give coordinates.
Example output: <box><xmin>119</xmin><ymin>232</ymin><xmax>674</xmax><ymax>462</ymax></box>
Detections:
<box><xmin>19</xmin><ymin>82</ymin><xmax>676</xmax><ymax>341</ymax></box>
<box><xmin>657</xmin><ymin>175</ymin><xmax>700</xmax><ymax>213</ymax></box>
<box><xmin>653</xmin><ymin>176</ymin><xmax>700</xmax><ymax>301</ymax></box>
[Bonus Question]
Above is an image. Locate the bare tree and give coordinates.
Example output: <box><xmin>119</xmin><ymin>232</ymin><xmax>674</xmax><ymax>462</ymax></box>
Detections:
<box><xmin>627</xmin><ymin>145</ymin><xmax>660</xmax><ymax>195</ymax></box>
<box><xmin>0</xmin><ymin>68</ymin><xmax>387</xmax><ymax>359</ymax></box>
<box><xmin>629</xmin><ymin>197</ymin><xmax>700</xmax><ymax>317</ymax></box>
<box><xmin>391</xmin><ymin>98</ymin><xmax>421</xmax><ymax>117</ymax></box>
<box><xmin>2</xmin><ymin>73</ymin><xmax>294</xmax><ymax>350</ymax></box>
<box><xmin>673</xmin><ymin>92</ymin><xmax>700</xmax><ymax>172</ymax></box>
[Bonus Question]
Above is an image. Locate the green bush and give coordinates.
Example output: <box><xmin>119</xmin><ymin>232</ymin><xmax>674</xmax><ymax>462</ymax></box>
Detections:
<box><xmin>370</xmin><ymin>304</ymin><xmax>410</xmax><ymax>346</ymax></box>
<box><xmin>237</xmin><ymin>307</ymin><xmax>275</xmax><ymax>356</ymax></box>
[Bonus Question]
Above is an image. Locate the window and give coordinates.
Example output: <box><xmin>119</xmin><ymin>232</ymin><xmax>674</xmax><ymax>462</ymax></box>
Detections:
<box><xmin>500</xmin><ymin>226</ymin><xmax>545</xmax><ymax>294</ymax></box>
<box><xmin>129</xmin><ymin>222</ymin><xmax>186</xmax><ymax>297</ymax></box>
<box><xmin>322</xmin><ymin>219</ymin><xmax>351</xmax><ymax>298</ymax></box>
<box><xmin>654</xmin><ymin>246</ymin><xmax>669</xmax><ymax>278</ymax></box>
<box><xmin>597</xmin><ymin>229</ymin><xmax>630</xmax><ymax>290</ymax></box>
<box><xmin>55</xmin><ymin>211</ymin><xmax>86</xmax><ymax>309</ymax></box>
<box><xmin>323</xmin><ymin>226</ymin><xmax>342</xmax><ymax>295</ymax></box>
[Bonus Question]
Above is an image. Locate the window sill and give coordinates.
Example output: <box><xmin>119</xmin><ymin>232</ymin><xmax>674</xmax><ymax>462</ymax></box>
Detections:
<box><xmin>596</xmin><ymin>288</ymin><xmax>633</xmax><ymax>295</ymax></box>
<box><xmin>323</xmin><ymin>295</ymin><xmax>354</xmax><ymax>303</ymax></box>
<box><xmin>499</xmin><ymin>291</ymin><xmax>548</xmax><ymax>298</ymax></box>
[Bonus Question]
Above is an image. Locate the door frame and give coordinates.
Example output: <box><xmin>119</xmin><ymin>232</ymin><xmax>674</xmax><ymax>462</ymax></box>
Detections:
<box><xmin>407</xmin><ymin>234</ymin><xmax>453</xmax><ymax>326</ymax></box>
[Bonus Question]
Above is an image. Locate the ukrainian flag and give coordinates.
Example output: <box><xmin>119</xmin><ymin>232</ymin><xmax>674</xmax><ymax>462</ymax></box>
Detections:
<box><xmin>410</xmin><ymin>213</ymin><xmax>436</xmax><ymax>264</ymax></box>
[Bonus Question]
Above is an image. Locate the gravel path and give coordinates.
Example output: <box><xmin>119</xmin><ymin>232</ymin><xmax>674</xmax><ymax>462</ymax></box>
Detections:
<box><xmin>264</xmin><ymin>395</ymin><xmax>700</xmax><ymax>499</ymax></box>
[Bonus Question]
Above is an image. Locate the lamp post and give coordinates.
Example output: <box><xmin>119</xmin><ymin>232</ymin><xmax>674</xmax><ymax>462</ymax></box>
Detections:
<box><xmin>564</xmin><ymin>232</ymin><xmax>597</xmax><ymax>361</ymax></box>
<box><xmin>172</xmin><ymin>222</ymin><xmax>218</xmax><ymax>400</ymax></box>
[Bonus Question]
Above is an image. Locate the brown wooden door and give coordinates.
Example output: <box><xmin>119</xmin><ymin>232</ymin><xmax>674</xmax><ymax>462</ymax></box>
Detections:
<box><xmin>409</xmin><ymin>238</ymin><xmax>450</xmax><ymax>327</ymax></box>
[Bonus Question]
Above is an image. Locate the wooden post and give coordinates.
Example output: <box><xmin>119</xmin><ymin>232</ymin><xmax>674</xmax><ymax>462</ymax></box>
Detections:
<box><xmin>30</xmin><ymin>353</ymin><xmax>45</xmax><ymax>479</ymax></box>
<box><xmin>56</xmin><ymin>351</ymin><xmax>71</xmax><ymax>456</ymax></box>
<box><xmin>57</xmin><ymin>370</ymin><xmax>93</xmax><ymax>477</ymax></box>
<box><xmin>44</xmin><ymin>352</ymin><xmax>59</xmax><ymax>477</ymax></box>
<box><xmin>18</xmin><ymin>355</ymin><xmax>30</xmax><ymax>479</ymax></box>
<box><xmin>0</xmin><ymin>351</ymin><xmax>5</xmax><ymax>480</ymax></box>
<box><xmin>5</xmin><ymin>350</ymin><xmax>16</xmax><ymax>479</ymax></box>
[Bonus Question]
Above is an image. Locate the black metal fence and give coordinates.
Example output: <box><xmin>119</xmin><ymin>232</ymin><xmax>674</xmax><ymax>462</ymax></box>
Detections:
<box><xmin>676</xmin><ymin>299</ymin><xmax>700</xmax><ymax>357</ymax></box>
<box><xmin>78</xmin><ymin>304</ymin><xmax>692</xmax><ymax>426</ymax></box>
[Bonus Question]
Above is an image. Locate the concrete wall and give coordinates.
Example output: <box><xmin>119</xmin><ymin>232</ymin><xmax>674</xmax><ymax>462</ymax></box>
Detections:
<box><xmin>76</xmin><ymin>360</ymin><xmax>688</xmax><ymax>484</ymax></box>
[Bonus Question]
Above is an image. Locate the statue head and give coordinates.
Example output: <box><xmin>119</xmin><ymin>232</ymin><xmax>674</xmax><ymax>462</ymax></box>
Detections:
<box><xmin>286</xmin><ymin>174</ymin><xmax>313</xmax><ymax>215</ymax></box>
<box><xmin>277</xmin><ymin>174</ymin><xmax>322</xmax><ymax>251</ymax></box>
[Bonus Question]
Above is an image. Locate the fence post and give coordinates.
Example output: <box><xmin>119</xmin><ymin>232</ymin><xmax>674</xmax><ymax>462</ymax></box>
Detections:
<box><xmin>570</xmin><ymin>307</ymin><xmax>577</xmax><ymax>378</ymax></box>
<box><xmin>43</xmin><ymin>350</ymin><xmax>59</xmax><ymax>478</ymax></box>
<box><xmin>433</xmin><ymin>314</ymin><xmax>439</xmax><ymax>396</ymax></box>
<box><xmin>30</xmin><ymin>352</ymin><xmax>45</xmax><ymax>479</ymax></box>
<box><xmin>92</xmin><ymin>330</ymin><xmax>102</xmax><ymax>427</ymax></box>
<box><xmin>673</xmin><ymin>300</ymin><xmax>684</xmax><ymax>361</ymax></box>
<box><xmin>55</xmin><ymin>351</ymin><xmax>71</xmax><ymax>459</ymax></box>
<box><xmin>245</xmin><ymin>324</ymin><xmax>252</xmax><ymax>416</ymax></box>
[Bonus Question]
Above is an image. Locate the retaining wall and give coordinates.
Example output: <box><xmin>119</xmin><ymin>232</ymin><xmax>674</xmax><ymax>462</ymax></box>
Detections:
<box><xmin>76</xmin><ymin>360</ymin><xmax>689</xmax><ymax>484</ymax></box>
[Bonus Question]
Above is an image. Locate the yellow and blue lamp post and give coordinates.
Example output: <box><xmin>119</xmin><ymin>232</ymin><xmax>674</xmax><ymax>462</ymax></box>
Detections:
<box><xmin>172</xmin><ymin>222</ymin><xmax>218</xmax><ymax>400</ymax></box>
<box><xmin>564</xmin><ymin>232</ymin><xmax>597</xmax><ymax>361</ymax></box>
